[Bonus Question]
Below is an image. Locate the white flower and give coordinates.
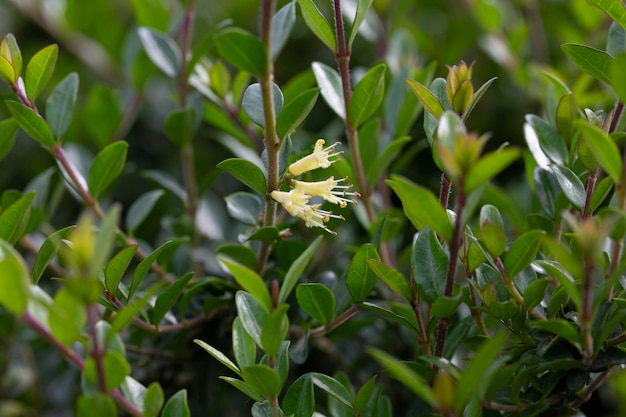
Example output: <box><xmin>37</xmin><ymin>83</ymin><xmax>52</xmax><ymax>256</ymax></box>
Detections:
<box><xmin>288</xmin><ymin>139</ymin><xmax>342</xmax><ymax>176</ymax></box>
<box><xmin>271</xmin><ymin>189</ymin><xmax>344</xmax><ymax>234</ymax></box>
<box><xmin>292</xmin><ymin>177</ymin><xmax>359</xmax><ymax>208</ymax></box>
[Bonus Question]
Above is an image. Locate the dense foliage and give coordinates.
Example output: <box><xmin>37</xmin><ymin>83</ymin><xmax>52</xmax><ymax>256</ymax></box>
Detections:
<box><xmin>3</xmin><ymin>1</ymin><xmax>626</xmax><ymax>417</ymax></box>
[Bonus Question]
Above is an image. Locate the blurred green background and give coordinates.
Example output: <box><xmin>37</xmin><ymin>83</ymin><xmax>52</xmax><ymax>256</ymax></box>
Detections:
<box><xmin>0</xmin><ymin>0</ymin><xmax>619</xmax><ymax>416</ymax></box>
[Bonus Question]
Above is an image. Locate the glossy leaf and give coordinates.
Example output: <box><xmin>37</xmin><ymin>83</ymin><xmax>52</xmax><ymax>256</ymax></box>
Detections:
<box><xmin>126</xmin><ymin>189</ymin><xmax>165</xmax><ymax>234</ymax></box>
<box><xmin>346</xmin><ymin>244</ymin><xmax>380</xmax><ymax>302</ymax></box>
<box><xmin>312</xmin><ymin>61</ymin><xmax>345</xmax><ymax>119</ymax></box>
<box><xmin>562</xmin><ymin>43</ymin><xmax>613</xmax><ymax>85</ymax></box>
<box><xmin>530</xmin><ymin>319</ymin><xmax>583</xmax><ymax>347</ymax></box>
<box><xmin>525</xmin><ymin>115</ymin><xmax>568</xmax><ymax>165</ymax></box>
<box><xmin>577</xmin><ymin>122</ymin><xmax>622</xmax><ymax>183</ymax></box>
<box><xmin>233</xmin><ymin>317</ymin><xmax>256</xmax><ymax>368</ymax></box>
<box><xmin>310</xmin><ymin>373</ymin><xmax>354</xmax><ymax>409</ymax></box>
<box><xmin>276</xmin><ymin>88</ymin><xmax>320</xmax><ymax>140</ymax></box>
<box><xmin>220</xmin><ymin>377</ymin><xmax>263</xmax><ymax>401</ymax></box>
<box><xmin>195</xmin><ymin>338</ymin><xmax>241</xmax><ymax>375</ymax></box>
<box><xmin>361</xmin><ymin>302</ymin><xmax>419</xmax><ymax>334</ymax></box>
<box><xmin>161</xmin><ymin>389</ymin><xmax>191</xmax><ymax>417</ymax></box>
<box><xmin>550</xmin><ymin>164</ymin><xmax>585</xmax><ymax>211</ymax></box>
<box><xmin>216</xmin><ymin>244</ymin><xmax>257</xmax><ymax>270</ymax></box>
<box><xmin>296</xmin><ymin>0</ymin><xmax>336</xmax><ymax>52</ymax></box>
<box><xmin>242</xmin><ymin>365</ymin><xmax>283</xmax><ymax>398</ymax></box>
<box><xmin>25</xmin><ymin>44</ymin><xmax>58</xmax><ymax>101</ymax></box>
<box><xmin>349</xmin><ymin>0</ymin><xmax>374</xmax><ymax>47</ymax></box>
<box><xmin>278</xmin><ymin>235</ymin><xmax>322</xmax><ymax>305</ymax></box>
<box><xmin>247</xmin><ymin>226</ymin><xmax>280</xmax><ymax>242</ymax></box>
<box><xmin>1</xmin><ymin>34</ymin><xmax>21</xmax><ymax>82</ymax></box>
<box><xmin>32</xmin><ymin>225</ymin><xmax>74</xmax><ymax>284</ymax></box>
<box><xmin>412</xmin><ymin>227</ymin><xmax>448</xmax><ymax>303</ymax></box>
<box><xmin>503</xmin><ymin>230</ymin><xmax>544</xmax><ymax>278</ymax></box>
<box><xmin>76</xmin><ymin>394</ymin><xmax>116</xmax><ymax>417</ymax></box>
<box><xmin>464</xmin><ymin>148</ymin><xmax>521</xmax><ymax>194</ymax></box>
<box><xmin>366</xmin><ymin>259</ymin><xmax>412</xmax><ymax>301</ymax></box>
<box><xmin>221</xmin><ymin>258</ymin><xmax>272</xmax><ymax>310</ymax></box>
<box><xmin>523</xmin><ymin>279</ymin><xmax>550</xmax><ymax>310</ymax></box>
<box><xmin>406</xmin><ymin>79</ymin><xmax>444</xmax><ymax>119</ymax></box>
<box><xmin>164</xmin><ymin>106</ymin><xmax>197</xmax><ymax>147</ymax></box>
<box><xmin>138</xmin><ymin>27</ymin><xmax>181</xmax><ymax>77</ymax></box>
<box><xmin>143</xmin><ymin>382</ymin><xmax>165</xmax><ymax>417</ymax></box>
<box><xmin>45</xmin><ymin>72</ymin><xmax>79</xmax><ymax>139</ymax></box>
<box><xmin>349</xmin><ymin>64</ymin><xmax>386</xmax><ymax>127</ymax></box>
<box><xmin>84</xmin><ymin>351</ymin><xmax>130</xmax><ymax>391</ymax></box>
<box><xmin>217</xmin><ymin>158</ymin><xmax>267</xmax><ymax>195</ymax></box>
<box><xmin>225</xmin><ymin>192</ymin><xmax>264</xmax><ymax>226</ymax></box>
<box><xmin>0</xmin><ymin>55</ymin><xmax>13</xmax><ymax>84</ymax></box>
<box><xmin>587</xmin><ymin>0</ymin><xmax>626</xmax><ymax>31</ymax></box>
<box><xmin>128</xmin><ymin>239</ymin><xmax>180</xmax><ymax>300</ymax></box>
<box><xmin>283</xmin><ymin>375</ymin><xmax>315</xmax><ymax>417</ymax></box>
<box><xmin>88</xmin><ymin>141</ymin><xmax>128</xmax><ymax>199</ymax></box>
<box><xmin>152</xmin><ymin>272</ymin><xmax>193</xmax><ymax>325</ymax></box>
<box><xmin>105</xmin><ymin>246</ymin><xmax>137</xmax><ymax>296</ymax></box>
<box><xmin>242</xmin><ymin>82</ymin><xmax>284</xmax><ymax>127</ymax></box>
<box><xmin>84</xmin><ymin>85</ymin><xmax>122</xmax><ymax>145</ymax></box>
<box><xmin>236</xmin><ymin>291</ymin><xmax>269</xmax><ymax>348</ymax></box>
<box><xmin>386</xmin><ymin>175</ymin><xmax>453</xmax><ymax>241</ymax></box>
<box><xmin>271</xmin><ymin>1</ymin><xmax>296</xmax><ymax>59</ymax></box>
<box><xmin>6</xmin><ymin>100</ymin><xmax>55</xmax><ymax>148</ymax></box>
<box><xmin>0</xmin><ymin>238</ymin><xmax>30</xmax><ymax>315</ymax></box>
<box><xmin>296</xmin><ymin>283</ymin><xmax>335</xmax><ymax>325</ymax></box>
<box><xmin>0</xmin><ymin>192</ymin><xmax>34</xmax><ymax>245</ymax></box>
<box><xmin>215</xmin><ymin>28</ymin><xmax>267</xmax><ymax>76</ymax></box>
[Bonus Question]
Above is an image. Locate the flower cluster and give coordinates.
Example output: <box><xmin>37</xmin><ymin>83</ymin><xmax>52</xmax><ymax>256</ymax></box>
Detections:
<box><xmin>271</xmin><ymin>139</ymin><xmax>359</xmax><ymax>234</ymax></box>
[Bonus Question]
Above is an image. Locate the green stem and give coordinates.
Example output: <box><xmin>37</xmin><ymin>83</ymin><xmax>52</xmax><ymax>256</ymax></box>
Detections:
<box><xmin>310</xmin><ymin>304</ymin><xmax>361</xmax><ymax>338</ymax></box>
<box><xmin>256</xmin><ymin>0</ymin><xmax>280</xmax><ymax>274</ymax></box>
<box><xmin>495</xmin><ymin>257</ymin><xmax>545</xmax><ymax>320</ymax></box>
<box><xmin>580</xmin><ymin>256</ymin><xmax>595</xmax><ymax>368</ymax></box>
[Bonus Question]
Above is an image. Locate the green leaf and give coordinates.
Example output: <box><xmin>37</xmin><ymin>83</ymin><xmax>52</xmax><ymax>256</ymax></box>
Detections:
<box><xmin>368</xmin><ymin>136</ymin><xmax>411</xmax><ymax>186</ymax></box>
<box><xmin>366</xmin><ymin>259</ymin><xmax>412</xmax><ymax>301</ymax></box>
<box><xmin>6</xmin><ymin>100</ymin><xmax>55</xmax><ymax>148</ymax></box>
<box><xmin>131</xmin><ymin>0</ymin><xmax>169</xmax><ymax>31</ymax></box>
<box><xmin>45</xmin><ymin>72</ymin><xmax>79</xmax><ymax>139</ymax></box>
<box><xmin>1</xmin><ymin>34</ymin><xmax>22</xmax><ymax>82</ymax></box>
<box><xmin>503</xmin><ymin>230</ymin><xmax>544</xmax><ymax>278</ymax></box>
<box><xmin>355</xmin><ymin>376</ymin><xmax>377</xmax><ymax>415</ymax></box>
<box><xmin>550</xmin><ymin>164</ymin><xmax>586</xmax><ymax>211</ymax></box>
<box><xmin>346</xmin><ymin>244</ymin><xmax>380</xmax><ymax>302</ymax></box>
<box><xmin>242</xmin><ymin>82</ymin><xmax>284</xmax><ymax>128</ymax></box>
<box><xmin>310</xmin><ymin>373</ymin><xmax>354</xmax><ymax>409</ymax></box>
<box><xmin>109</xmin><ymin>286</ymin><xmax>159</xmax><ymax>335</ymax></box>
<box><xmin>221</xmin><ymin>258</ymin><xmax>272</xmax><ymax>310</ymax></box>
<box><xmin>32</xmin><ymin>225</ymin><xmax>75</xmax><ymax>284</ymax></box>
<box><xmin>219</xmin><ymin>377</ymin><xmax>263</xmax><ymax>401</ymax></box>
<box><xmin>271</xmin><ymin>1</ymin><xmax>296</xmax><ymax>59</ymax></box>
<box><xmin>76</xmin><ymin>394</ymin><xmax>117</xmax><ymax>417</ymax></box>
<box><xmin>194</xmin><ymin>339</ymin><xmax>241</xmax><ymax>376</ymax></box>
<box><xmin>587</xmin><ymin>0</ymin><xmax>626</xmax><ymax>31</ymax></box>
<box><xmin>386</xmin><ymin>175</ymin><xmax>453</xmax><ymax>241</ymax></box>
<box><xmin>128</xmin><ymin>239</ymin><xmax>180</xmax><ymax>300</ymax></box>
<box><xmin>278</xmin><ymin>235</ymin><xmax>322</xmax><ymax>305</ymax></box>
<box><xmin>349</xmin><ymin>64</ymin><xmax>386</xmax><ymax>127</ymax></box>
<box><xmin>247</xmin><ymin>226</ymin><xmax>280</xmax><ymax>242</ymax></box>
<box><xmin>161</xmin><ymin>389</ymin><xmax>190</xmax><ymax>417</ymax></box>
<box><xmin>0</xmin><ymin>192</ymin><xmax>34</xmax><ymax>245</ymax></box>
<box><xmin>283</xmin><ymin>375</ymin><xmax>315</xmax><ymax>417</ymax></box>
<box><xmin>143</xmin><ymin>382</ymin><xmax>165</xmax><ymax>417</ymax></box>
<box><xmin>233</xmin><ymin>317</ymin><xmax>256</xmax><ymax>368</ymax></box>
<box><xmin>577</xmin><ymin>122</ymin><xmax>622</xmax><ymax>183</ymax></box>
<box><xmin>555</xmin><ymin>94</ymin><xmax>579</xmax><ymax>144</ymax></box>
<box><xmin>217</xmin><ymin>158</ymin><xmax>267</xmax><ymax>195</ymax></box>
<box><xmin>49</xmin><ymin>288</ymin><xmax>86</xmax><ymax>345</ymax></box>
<box><xmin>296</xmin><ymin>283</ymin><xmax>335</xmax><ymax>325</ymax></box>
<box><xmin>523</xmin><ymin>279</ymin><xmax>550</xmax><ymax>310</ymax></box>
<box><xmin>84</xmin><ymin>85</ymin><xmax>122</xmax><ymax>146</ymax></box>
<box><xmin>296</xmin><ymin>0</ymin><xmax>336</xmax><ymax>52</ymax></box>
<box><xmin>225</xmin><ymin>192</ymin><xmax>264</xmax><ymax>226</ymax></box>
<box><xmin>454</xmin><ymin>333</ymin><xmax>506</xmax><ymax>413</ymax></box>
<box><xmin>138</xmin><ymin>27</ymin><xmax>181</xmax><ymax>77</ymax></box>
<box><xmin>261</xmin><ymin>305</ymin><xmax>289</xmax><ymax>357</ymax></box>
<box><xmin>464</xmin><ymin>148</ymin><xmax>521</xmax><ymax>194</ymax></box>
<box><xmin>152</xmin><ymin>272</ymin><xmax>194</xmax><ymax>325</ymax></box>
<box><xmin>406</xmin><ymin>79</ymin><xmax>444</xmax><ymax>119</ymax></box>
<box><xmin>0</xmin><ymin>238</ymin><xmax>30</xmax><ymax>315</ymax></box>
<box><xmin>216</xmin><ymin>244</ymin><xmax>258</xmax><ymax>270</ymax></box>
<box><xmin>88</xmin><ymin>141</ymin><xmax>128</xmax><ymax>199</ymax></box>
<box><xmin>360</xmin><ymin>302</ymin><xmax>419</xmax><ymax>334</ymax></box>
<box><xmin>431</xmin><ymin>293</ymin><xmax>463</xmax><ymax>318</ymax></box>
<box><xmin>349</xmin><ymin>0</ymin><xmax>374</xmax><ymax>47</ymax></box>
<box><xmin>242</xmin><ymin>365</ymin><xmax>283</xmax><ymax>398</ymax></box>
<box><xmin>462</xmin><ymin>76</ymin><xmax>497</xmax><ymax>121</ymax></box>
<box><xmin>215</xmin><ymin>28</ymin><xmax>267</xmax><ymax>76</ymax></box>
<box><xmin>25</xmin><ymin>44</ymin><xmax>58</xmax><ymax>101</ymax></box>
<box><xmin>126</xmin><ymin>190</ymin><xmax>165</xmax><ymax>234</ymax></box>
<box><xmin>236</xmin><ymin>291</ymin><xmax>269</xmax><ymax>348</ymax></box>
<box><xmin>368</xmin><ymin>348</ymin><xmax>436</xmax><ymax>407</ymax></box>
<box><xmin>84</xmin><ymin>351</ymin><xmax>130</xmax><ymax>391</ymax></box>
<box><xmin>276</xmin><ymin>88</ymin><xmax>320</xmax><ymax>140</ymax></box>
<box><xmin>0</xmin><ymin>55</ymin><xmax>14</xmax><ymax>84</ymax></box>
<box><xmin>105</xmin><ymin>246</ymin><xmax>137</xmax><ymax>295</ymax></box>
<box><xmin>525</xmin><ymin>115</ymin><xmax>568</xmax><ymax>165</ymax></box>
<box><xmin>530</xmin><ymin>319</ymin><xmax>583</xmax><ymax>347</ymax></box>
<box><xmin>562</xmin><ymin>43</ymin><xmax>613</xmax><ymax>85</ymax></box>
<box><xmin>0</xmin><ymin>118</ymin><xmax>18</xmax><ymax>160</ymax></box>
<box><xmin>164</xmin><ymin>106</ymin><xmax>197</xmax><ymax>147</ymax></box>
<box><xmin>312</xmin><ymin>61</ymin><xmax>345</xmax><ymax>119</ymax></box>
<box><xmin>412</xmin><ymin>227</ymin><xmax>448</xmax><ymax>303</ymax></box>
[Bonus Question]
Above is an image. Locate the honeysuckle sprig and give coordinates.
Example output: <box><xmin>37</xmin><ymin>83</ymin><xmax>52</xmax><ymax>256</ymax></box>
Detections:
<box><xmin>272</xmin><ymin>139</ymin><xmax>358</xmax><ymax>234</ymax></box>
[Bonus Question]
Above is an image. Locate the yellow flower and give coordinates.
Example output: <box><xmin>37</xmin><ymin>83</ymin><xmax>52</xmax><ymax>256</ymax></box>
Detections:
<box><xmin>288</xmin><ymin>139</ymin><xmax>342</xmax><ymax>176</ymax></box>
<box><xmin>292</xmin><ymin>177</ymin><xmax>359</xmax><ymax>208</ymax></box>
<box><xmin>270</xmin><ymin>189</ymin><xmax>344</xmax><ymax>234</ymax></box>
